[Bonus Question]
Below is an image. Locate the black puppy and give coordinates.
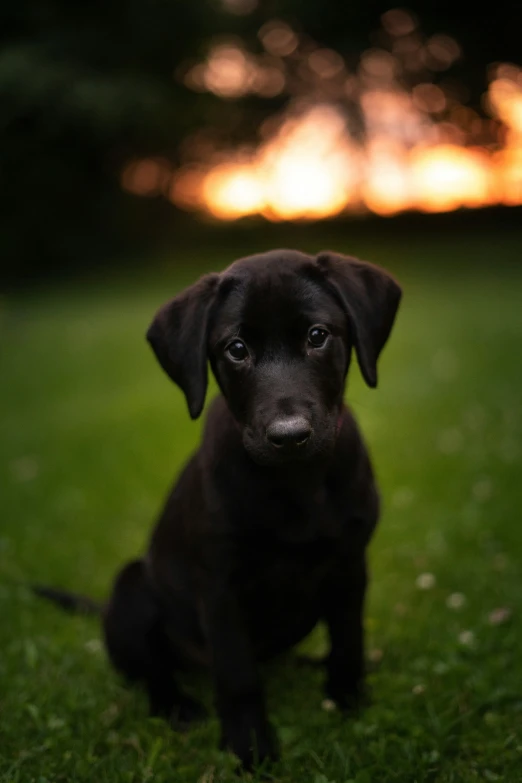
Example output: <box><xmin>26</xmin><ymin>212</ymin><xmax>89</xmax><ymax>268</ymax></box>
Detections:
<box><xmin>62</xmin><ymin>249</ymin><xmax>401</xmax><ymax>769</ymax></box>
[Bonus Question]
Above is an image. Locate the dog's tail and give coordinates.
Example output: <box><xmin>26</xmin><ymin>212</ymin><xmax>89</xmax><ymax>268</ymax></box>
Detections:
<box><xmin>32</xmin><ymin>584</ymin><xmax>102</xmax><ymax>616</ymax></box>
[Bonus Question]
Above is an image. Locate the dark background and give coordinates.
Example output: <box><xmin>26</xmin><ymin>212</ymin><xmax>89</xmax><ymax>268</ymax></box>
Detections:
<box><xmin>2</xmin><ymin>0</ymin><xmax>522</xmax><ymax>283</ymax></box>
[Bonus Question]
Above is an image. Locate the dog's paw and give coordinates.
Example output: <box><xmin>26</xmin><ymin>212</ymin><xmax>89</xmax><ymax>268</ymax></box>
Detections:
<box><xmin>170</xmin><ymin>695</ymin><xmax>208</xmax><ymax>730</ymax></box>
<box><xmin>220</xmin><ymin>716</ymin><xmax>279</xmax><ymax>771</ymax></box>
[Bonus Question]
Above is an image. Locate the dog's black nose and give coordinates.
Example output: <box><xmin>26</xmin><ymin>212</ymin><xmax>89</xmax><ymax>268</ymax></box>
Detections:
<box><xmin>266</xmin><ymin>416</ymin><xmax>312</xmax><ymax>449</ymax></box>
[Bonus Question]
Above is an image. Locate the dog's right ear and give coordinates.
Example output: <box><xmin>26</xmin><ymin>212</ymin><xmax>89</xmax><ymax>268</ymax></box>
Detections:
<box><xmin>146</xmin><ymin>274</ymin><xmax>220</xmax><ymax>420</ymax></box>
<box><xmin>316</xmin><ymin>252</ymin><xmax>401</xmax><ymax>388</ymax></box>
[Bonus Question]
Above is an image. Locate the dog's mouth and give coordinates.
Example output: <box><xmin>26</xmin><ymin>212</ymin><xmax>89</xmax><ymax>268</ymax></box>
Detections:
<box><xmin>242</xmin><ymin>436</ymin><xmax>314</xmax><ymax>466</ymax></box>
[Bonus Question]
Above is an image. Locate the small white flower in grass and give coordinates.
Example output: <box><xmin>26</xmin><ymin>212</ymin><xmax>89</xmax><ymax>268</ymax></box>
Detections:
<box><xmin>488</xmin><ymin>608</ymin><xmax>511</xmax><ymax>626</ymax></box>
<box><xmin>437</xmin><ymin>428</ymin><xmax>463</xmax><ymax>454</ymax></box>
<box><xmin>412</xmin><ymin>684</ymin><xmax>425</xmax><ymax>695</ymax></box>
<box><xmin>446</xmin><ymin>592</ymin><xmax>466</xmax><ymax>610</ymax></box>
<box><xmin>458</xmin><ymin>630</ymin><xmax>475</xmax><ymax>646</ymax></box>
<box><xmin>85</xmin><ymin>638</ymin><xmax>102</xmax><ymax>654</ymax></box>
<box><xmin>321</xmin><ymin>698</ymin><xmax>337</xmax><ymax>712</ymax></box>
<box><xmin>416</xmin><ymin>573</ymin><xmax>436</xmax><ymax>590</ymax></box>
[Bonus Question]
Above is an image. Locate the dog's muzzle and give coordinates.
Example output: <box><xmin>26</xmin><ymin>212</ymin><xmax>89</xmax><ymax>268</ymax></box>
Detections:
<box><xmin>265</xmin><ymin>416</ymin><xmax>312</xmax><ymax>453</ymax></box>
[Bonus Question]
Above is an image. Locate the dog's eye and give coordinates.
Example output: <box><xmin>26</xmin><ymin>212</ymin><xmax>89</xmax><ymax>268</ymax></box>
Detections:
<box><xmin>308</xmin><ymin>326</ymin><xmax>329</xmax><ymax>348</ymax></box>
<box><xmin>226</xmin><ymin>339</ymin><xmax>249</xmax><ymax>362</ymax></box>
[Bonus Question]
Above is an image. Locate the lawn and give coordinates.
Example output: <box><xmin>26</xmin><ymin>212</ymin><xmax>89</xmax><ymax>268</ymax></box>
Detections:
<box><xmin>1</xmin><ymin>229</ymin><xmax>522</xmax><ymax>783</ymax></box>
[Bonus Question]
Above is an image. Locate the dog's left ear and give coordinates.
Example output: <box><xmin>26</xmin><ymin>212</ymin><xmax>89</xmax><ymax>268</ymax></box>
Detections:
<box><xmin>146</xmin><ymin>273</ymin><xmax>220</xmax><ymax>419</ymax></box>
<box><xmin>316</xmin><ymin>251</ymin><xmax>402</xmax><ymax>388</ymax></box>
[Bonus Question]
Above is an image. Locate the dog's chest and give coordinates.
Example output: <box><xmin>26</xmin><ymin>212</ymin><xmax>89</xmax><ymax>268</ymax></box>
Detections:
<box><xmin>244</xmin><ymin>479</ymin><xmax>344</xmax><ymax>541</ymax></box>
<box><xmin>235</xmin><ymin>484</ymin><xmax>343</xmax><ymax>600</ymax></box>
<box><xmin>236</xmin><ymin>538</ymin><xmax>334</xmax><ymax>657</ymax></box>
<box><xmin>241</xmin><ymin>537</ymin><xmax>334</xmax><ymax>609</ymax></box>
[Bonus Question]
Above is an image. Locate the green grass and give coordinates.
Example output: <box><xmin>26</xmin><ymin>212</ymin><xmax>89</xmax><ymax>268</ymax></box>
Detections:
<box><xmin>1</xmin><ymin>231</ymin><xmax>522</xmax><ymax>782</ymax></box>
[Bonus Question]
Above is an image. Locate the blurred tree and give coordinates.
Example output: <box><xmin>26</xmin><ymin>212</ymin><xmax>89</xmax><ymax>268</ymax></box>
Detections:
<box><xmin>0</xmin><ymin>0</ymin><xmax>224</xmax><ymax>277</ymax></box>
<box><xmin>1</xmin><ymin>0</ymin><xmax>520</xmax><ymax>280</ymax></box>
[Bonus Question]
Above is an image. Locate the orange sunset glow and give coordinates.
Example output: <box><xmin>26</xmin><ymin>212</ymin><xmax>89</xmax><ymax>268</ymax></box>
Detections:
<box><xmin>122</xmin><ymin>14</ymin><xmax>522</xmax><ymax>221</ymax></box>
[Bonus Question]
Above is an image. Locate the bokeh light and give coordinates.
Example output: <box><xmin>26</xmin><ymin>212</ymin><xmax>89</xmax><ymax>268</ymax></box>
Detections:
<box><xmin>122</xmin><ymin>11</ymin><xmax>522</xmax><ymax>222</ymax></box>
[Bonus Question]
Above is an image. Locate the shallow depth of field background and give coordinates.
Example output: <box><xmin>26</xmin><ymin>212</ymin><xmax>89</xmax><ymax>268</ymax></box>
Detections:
<box><xmin>1</xmin><ymin>2</ymin><xmax>522</xmax><ymax>781</ymax></box>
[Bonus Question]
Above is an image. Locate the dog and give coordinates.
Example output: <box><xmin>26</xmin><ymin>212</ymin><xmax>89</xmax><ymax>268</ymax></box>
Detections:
<box><xmin>37</xmin><ymin>249</ymin><xmax>401</xmax><ymax>770</ymax></box>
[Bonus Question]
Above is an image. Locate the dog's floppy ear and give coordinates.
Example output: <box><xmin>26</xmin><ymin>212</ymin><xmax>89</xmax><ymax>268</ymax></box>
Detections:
<box><xmin>146</xmin><ymin>273</ymin><xmax>220</xmax><ymax>419</ymax></box>
<box><xmin>316</xmin><ymin>251</ymin><xmax>402</xmax><ymax>388</ymax></box>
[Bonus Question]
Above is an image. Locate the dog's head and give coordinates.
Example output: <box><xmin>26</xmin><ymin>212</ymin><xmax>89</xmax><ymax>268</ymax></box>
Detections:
<box><xmin>147</xmin><ymin>250</ymin><xmax>401</xmax><ymax>466</ymax></box>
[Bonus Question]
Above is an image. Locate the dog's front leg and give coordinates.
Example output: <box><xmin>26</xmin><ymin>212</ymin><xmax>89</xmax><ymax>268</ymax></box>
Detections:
<box><xmin>320</xmin><ymin>554</ymin><xmax>367</xmax><ymax>710</ymax></box>
<box><xmin>205</xmin><ymin>584</ymin><xmax>278</xmax><ymax>770</ymax></box>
